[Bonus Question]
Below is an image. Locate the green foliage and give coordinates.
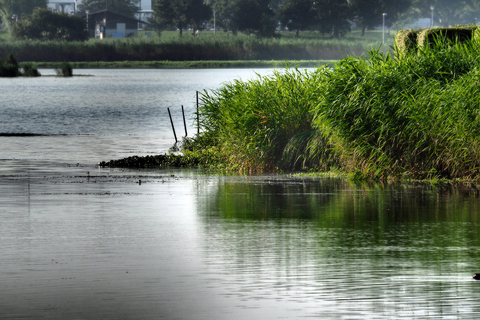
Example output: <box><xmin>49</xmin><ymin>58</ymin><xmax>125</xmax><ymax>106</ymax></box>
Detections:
<box><xmin>11</xmin><ymin>8</ymin><xmax>88</xmax><ymax>41</ymax></box>
<box><xmin>0</xmin><ymin>31</ymin><xmax>386</xmax><ymax>62</ymax></box>
<box><xmin>78</xmin><ymin>0</ymin><xmax>140</xmax><ymax>19</ymax></box>
<box><xmin>351</xmin><ymin>0</ymin><xmax>411</xmax><ymax>34</ymax></box>
<box><xmin>278</xmin><ymin>0</ymin><xmax>317</xmax><ymax>37</ymax></box>
<box><xmin>315</xmin><ymin>0</ymin><xmax>352</xmax><ymax>38</ymax></box>
<box><xmin>0</xmin><ymin>51</ymin><xmax>19</xmax><ymax>76</ymax></box>
<box><xmin>55</xmin><ymin>61</ymin><xmax>73</xmax><ymax>76</ymax></box>
<box><xmin>401</xmin><ymin>0</ymin><xmax>480</xmax><ymax>27</ymax></box>
<box><xmin>0</xmin><ymin>0</ymin><xmax>47</xmax><ymax>28</ymax></box>
<box><xmin>187</xmin><ymin>32</ymin><xmax>480</xmax><ymax>180</ymax></box>
<box><xmin>196</xmin><ymin>67</ymin><xmax>337</xmax><ymax>172</ymax></box>
<box><xmin>21</xmin><ymin>62</ymin><xmax>40</xmax><ymax>76</ymax></box>
<box><xmin>312</xmin><ymin>34</ymin><xmax>480</xmax><ymax>179</ymax></box>
<box><xmin>231</xmin><ymin>0</ymin><xmax>276</xmax><ymax>37</ymax></box>
<box><xmin>153</xmin><ymin>0</ymin><xmax>212</xmax><ymax>36</ymax></box>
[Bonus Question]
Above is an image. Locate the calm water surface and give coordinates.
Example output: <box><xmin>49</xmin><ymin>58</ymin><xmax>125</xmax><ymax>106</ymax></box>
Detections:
<box><xmin>2</xmin><ymin>69</ymin><xmax>480</xmax><ymax>319</ymax></box>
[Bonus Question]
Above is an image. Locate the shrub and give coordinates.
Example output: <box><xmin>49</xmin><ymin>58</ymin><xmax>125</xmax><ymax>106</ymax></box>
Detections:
<box><xmin>21</xmin><ymin>62</ymin><xmax>41</xmax><ymax>77</ymax></box>
<box><xmin>55</xmin><ymin>61</ymin><xmax>73</xmax><ymax>77</ymax></box>
<box><xmin>0</xmin><ymin>52</ymin><xmax>20</xmax><ymax>77</ymax></box>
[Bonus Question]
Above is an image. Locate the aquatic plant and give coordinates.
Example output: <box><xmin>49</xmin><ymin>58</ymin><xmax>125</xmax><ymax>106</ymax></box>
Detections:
<box><xmin>195</xmin><ymin>66</ymin><xmax>340</xmax><ymax>172</ymax></box>
<box><xmin>21</xmin><ymin>62</ymin><xmax>41</xmax><ymax>77</ymax></box>
<box><xmin>191</xmin><ymin>32</ymin><xmax>480</xmax><ymax>179</ymax></box>
<box><xmin>0</xmin><ymin>52</ymin><xmax>20</xmax><ymax>77</ymax></box>
<box><xmin>55</xmin><ymin>61</ymin><xmax>73</xmax><ymax>77</ymax></box>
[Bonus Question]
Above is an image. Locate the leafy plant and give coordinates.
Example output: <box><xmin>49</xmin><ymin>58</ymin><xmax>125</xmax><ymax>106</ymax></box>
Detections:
<box><xmin>55</xmin><ymin>61</ymin><xmax>73</xmax><ymax>77</ymax></box>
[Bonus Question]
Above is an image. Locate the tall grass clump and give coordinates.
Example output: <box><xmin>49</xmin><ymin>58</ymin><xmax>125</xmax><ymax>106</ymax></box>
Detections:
<box><xmin>21</xmin><ymin>62</ymin><xmax>41</xmax><ymax>77</ymax></box>
<box><xmin>193</xmin><ymin>32</ymin><xmax>480</xmax><ymax>179</ymax></box>
<box><xmin>55</xmin><ymin>61</ymin><xmax>73</xmax><ymax>76</ymax></box>
<box><xmin>193</xmin><ymin>67</ymin><xmax>340</xmax><ymax>172</ymax></box>
<box><xmin>313</xmin><ymin>33</ymin><xmax>480</xmax><ymax>179</ymax></box>
<box><xmin>0</xmin><ymin>52</ymin><xmax>20</xmax><ymax>77</ymax></box>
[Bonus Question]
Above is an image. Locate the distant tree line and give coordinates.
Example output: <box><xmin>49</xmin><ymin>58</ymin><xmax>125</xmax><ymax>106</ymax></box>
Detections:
<box><xmin>154</xmin><ymin>0</ymin><xmax>480</xmax><ymax>37</ymax></box>
<box><xmin>3</xmin><ymin>0</ymin><xmax>480</xmax><ymax>41</ymax></box>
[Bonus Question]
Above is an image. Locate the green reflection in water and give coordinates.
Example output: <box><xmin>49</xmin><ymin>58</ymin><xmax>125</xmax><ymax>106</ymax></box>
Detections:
<box><xmin>194</xmin><ymin>177</ymin><xmax>480</xmax><ymax>318</ymax></box>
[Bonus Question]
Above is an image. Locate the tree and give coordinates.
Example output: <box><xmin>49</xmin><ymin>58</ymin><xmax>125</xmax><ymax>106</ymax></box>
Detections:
<box><xmin>12</xmin><ymin>7</ymin><xmax>88</xmax><ymax>41</ymax></box>
<box><xmin>205</xmin><ymin>0</ymin><xmax>236</xmax><ymax>32</ymax></box>
<box><xmin>350</xmin><ymin>0</ymin><xmax>382</xmax><ymax>36</ymax></box>
<box><xmin>230</xmin><ymin>0</ymin><xmax>276</xmax><ymax>36</ymax></box>
<box><xmin>278</xmin><ymin>0</ymin><xmax>316</xmax><ymax>37</ymax></box>
<box><xmin>403</xmin><ymin>0</ymin><xmax>480</xmax><ymax>27</ymax></box>
<box><xmin>153</xmin><ymin>0</ymin><xmax>212</xmax><ymax>36</ymax></box>
<box><xmin>350</xmin><ymin>0</ymin><xmax>411</xmax><ymax>36</ymax></box>
<box><xmin>0</xmin><ymin>0</ymin><xmax>47</xmax><ymax>28</ymax></box>
<box><xmin>315</xmin><ymin>0</ymin><xmax>352</xmax><ymax>38</ymax></box>
<box><xmin>381</xmin><ymin>0</ymin><xmax>411</xmax><ymax>31</ymax></box>
<box><xmin>78</xmin><ymin>0</ymin><xmax>140</xmax><ymax>19</ymax></box>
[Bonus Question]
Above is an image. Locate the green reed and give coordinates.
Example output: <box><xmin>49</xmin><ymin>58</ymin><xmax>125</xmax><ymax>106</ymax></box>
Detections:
<box><xmin>194</xmin><ymin>34</ymin><xmax>480</xmax><ymax>179</ymax></box>
<box><xmin>314</xmin><ymin>35</ymin><xmax>480</xmax><ymax>179</ymax></box>
<box><xmin>0</xmin><ymin>33</ymin><xmax>385</xmax><ymax>62</ymax></box>
<box><xmin>195</xmin><ymin>66</ymin><xmax>340</xmax><ymax>172</ymax></box>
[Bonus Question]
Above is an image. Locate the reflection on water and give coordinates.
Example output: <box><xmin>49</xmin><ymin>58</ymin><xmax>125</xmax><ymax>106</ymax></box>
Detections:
<box><xmin>2</xmin><ymin>171</ymin><xmax>480</xmax><ymax>319</ymax></box>
<box><xmin>196</xmin><ymin>176</ymin><xmax>480</xmax><ymax>319</ymax></box>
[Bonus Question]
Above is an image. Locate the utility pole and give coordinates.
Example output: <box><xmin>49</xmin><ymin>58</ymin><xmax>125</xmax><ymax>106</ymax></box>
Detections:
<box><xmin>382</xmin><ymin>13</ymin><xmax>387</xmax><ymax>44</ymax></box>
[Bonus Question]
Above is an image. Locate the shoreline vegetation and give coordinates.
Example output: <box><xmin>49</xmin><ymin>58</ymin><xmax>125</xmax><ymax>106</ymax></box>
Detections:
<box><xmin>0</xmin><ymin>30</ymin><xmax>391</xmax><ymax>64</ymax></box>
<box><xmin>26</xmin><ymin>60</ymin><xmax>335</xmax><ymax>69</ymax></box>
<box><xmin>100</xmin><ymin>27</ymin><xmax>480</xmax><ymax>182</ymax></box>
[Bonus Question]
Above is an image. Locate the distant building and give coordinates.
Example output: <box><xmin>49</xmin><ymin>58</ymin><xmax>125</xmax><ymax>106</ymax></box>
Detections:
<box><xmin>47</xmin><ymin>0</ymin><xmax>153</xmax><ymax>14</ymax></box>
<box><xmin>48</xmin><ymin>1</ymin><xmax>77</xmax><ymax>14</ymax></box>
<box><xmin>79</xmin><ymin>9</ymin><xmax>148</xmax><ymax>38</ymax></box>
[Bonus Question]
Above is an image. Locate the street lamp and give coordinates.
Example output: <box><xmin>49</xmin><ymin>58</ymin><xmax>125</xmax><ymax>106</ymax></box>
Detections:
<box><xmin>430</xmin><ymin>6</ymin><xmax>434</xmax><ymax>27</ymax></box>
<box><xmin>383</xmin><ymin>13</ymin><xmax>387</xmax><ymax>44</ymax></box>
<box><xmin>86</xmin><ymin>10</ymin><xmax>89</xmax><ymax>35</ymax></box>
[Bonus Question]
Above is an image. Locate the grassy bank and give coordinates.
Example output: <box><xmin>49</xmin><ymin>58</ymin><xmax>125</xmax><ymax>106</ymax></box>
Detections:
<box><xmin>111</xmin><ymin>33</ymin><xmax>480</xmax><ymax>180</ymax></box>
<box><xmin>1</xmin><ymin>30</ymin><xmax>392</xmax><ymax>63</ymax></box>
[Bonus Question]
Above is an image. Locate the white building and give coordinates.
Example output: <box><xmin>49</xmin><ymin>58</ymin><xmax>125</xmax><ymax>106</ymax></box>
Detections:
<box><xmin>47</xmin><ymin>0</ymin><xmax>152</xmax><ymax>14</ymax></box>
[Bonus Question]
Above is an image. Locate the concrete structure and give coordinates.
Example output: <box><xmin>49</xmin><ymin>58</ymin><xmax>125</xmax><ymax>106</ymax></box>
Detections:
<box><xmin>80</xmin><ymin>9</ymin><xmax>148</xmax><ymax>38</ymax></box>
<box><xmin>48</xmin><ymin>0</ymin><xmax>153</xmax><ymax>13</ymax></box>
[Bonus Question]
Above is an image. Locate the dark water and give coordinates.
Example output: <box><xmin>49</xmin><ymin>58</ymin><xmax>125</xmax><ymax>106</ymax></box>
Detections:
<box><xmin>2</xmin><ymin>70</ymin><xmax>480</xmax><ymax>319</ymax></box>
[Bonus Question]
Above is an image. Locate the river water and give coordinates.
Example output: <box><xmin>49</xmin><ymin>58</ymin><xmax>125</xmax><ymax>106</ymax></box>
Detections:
<box><xmin>2</xmin><ymin>69</ymin><xmax>480</xmax><ymax>319</ymax></box>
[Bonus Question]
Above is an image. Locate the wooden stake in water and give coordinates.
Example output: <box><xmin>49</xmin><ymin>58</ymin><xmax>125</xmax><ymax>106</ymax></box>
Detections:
<box><xmin>168</xmin><ymin>107</ymin><xmax>178</xmax><ymax>144</ymax></box>
<box><xmin>196</xmin><ymin>91</ymin><xmax>199</xmax><ymax>135</ymax></box>
<box><xmin>182</xmin><ymin>105</ymin><xmax>188</xmax><ymax>137</ymax></box>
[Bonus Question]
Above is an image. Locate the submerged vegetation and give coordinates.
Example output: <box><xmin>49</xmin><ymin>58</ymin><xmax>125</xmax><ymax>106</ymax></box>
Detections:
<box><xmin>102</xmin><ymin>30</ymin><xmax>480</xmax><ymax>181</ymax></box>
